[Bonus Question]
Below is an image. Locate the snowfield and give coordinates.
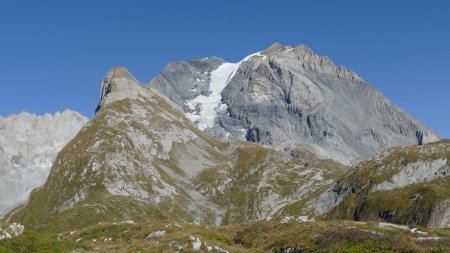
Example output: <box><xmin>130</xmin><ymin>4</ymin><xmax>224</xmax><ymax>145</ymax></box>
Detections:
<box><xmin>185</xmin><ymin>52</ymin><xmax>261</xmax><ymax>130</ymax></box>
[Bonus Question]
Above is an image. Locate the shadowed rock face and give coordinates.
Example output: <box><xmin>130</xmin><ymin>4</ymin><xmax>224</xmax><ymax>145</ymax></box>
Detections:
<box><xmin>149</xmin><ymin>43</ymin><xmax>440</xmax><ymax>164</ymax></box>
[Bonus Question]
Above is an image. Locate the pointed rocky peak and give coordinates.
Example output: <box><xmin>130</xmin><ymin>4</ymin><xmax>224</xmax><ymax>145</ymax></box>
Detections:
<box><xmin>293</xmin><ymin>44</ymin><xmax>312</xmax><ymax>52</ymax></box>
<box><xmin>291</xmin><ymin>44</ymin><xmax>323</xmax><ymax>60</ymax></box>
<box><xmin>96</xmin><ymin>67</ymin><xmax>150</xmax><ymax>113</ymax></box>
<box><xmin>99</xmin><ymin>67</ymin><xmax>139</xmax><ymax>99</ymax></box>
<box><xmin>106</xmin><ymin>66</ymin><xmax>135</xmax><ymax>79</ymax></box>
<box><xmin>263</xmin><ymin>42</ymin><xmax>285</xmax><ymax>53</ymax></box>
<box><xmin>263</xmin><ymin>43</ymin><xmax>327</xmax><ymax>66</ymax></box>
<box><xmin>263</xmin><ymin>43</ymin><xmax>315</xmax><ymax>55</ymax></box>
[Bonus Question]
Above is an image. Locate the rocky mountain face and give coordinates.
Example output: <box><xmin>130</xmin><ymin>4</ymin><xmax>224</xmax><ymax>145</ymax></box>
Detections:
<box><xmin>286</xmin><ymin>140</ymin><xmax>450</xmax><ymax>228</ymax></box>
<box><xmin>4</xmin><ymin>67</ymin><xmax>345</xmax><ymax>231</ymax></box>
<box><xmin>150</xmin><ymin>43</ymin><xmax>440</xmax><ymax>164</ymax></box>
<box><xmin>0</xmin><ymin>110</ymin><xmax>88</xmax><ymax>216</ymax></box>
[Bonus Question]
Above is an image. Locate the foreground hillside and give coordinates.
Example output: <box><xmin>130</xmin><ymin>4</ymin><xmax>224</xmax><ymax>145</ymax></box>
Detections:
<box><xmin>294</xmin><ymin>140</ymin><xmax>450</xmax><ymax>228</ymax></box>
<box><xmin>1</xmin><ymin>219</ymin><xmax>450</xmax><ymax>253</ymax></box>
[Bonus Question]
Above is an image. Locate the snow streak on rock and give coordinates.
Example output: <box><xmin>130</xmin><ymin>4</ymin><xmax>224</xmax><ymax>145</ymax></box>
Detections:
<box><xmin>185</xmin><ymin>52</ymin><xmax>260</xmax><ymax>130</ymax></box>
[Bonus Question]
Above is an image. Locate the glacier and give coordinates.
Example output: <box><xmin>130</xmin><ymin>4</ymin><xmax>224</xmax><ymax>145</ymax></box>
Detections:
<box><xmin>185</xmin><ymin>52</ymin><xmax>261</xmax><ymax>131</ymax></box>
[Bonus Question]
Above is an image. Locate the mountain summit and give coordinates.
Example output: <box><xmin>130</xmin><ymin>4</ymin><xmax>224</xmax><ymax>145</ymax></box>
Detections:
<box><xmin>150</xmin><ymin>43</ymin><xmax>440</xmax><ymax>164</ymax></box>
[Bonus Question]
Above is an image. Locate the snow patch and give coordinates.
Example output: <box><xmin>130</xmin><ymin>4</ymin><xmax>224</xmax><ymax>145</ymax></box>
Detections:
<box><xmin>185</xmin><ymin>52</ymin><xmax>261</xmax><ymax>130</ymax></box>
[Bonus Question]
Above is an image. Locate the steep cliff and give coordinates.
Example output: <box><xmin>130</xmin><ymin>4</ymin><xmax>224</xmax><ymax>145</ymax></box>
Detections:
<box><xmin>150</xmin><ymin>43</ymin><xmax>440</xmax><ymax>164</ymax></box>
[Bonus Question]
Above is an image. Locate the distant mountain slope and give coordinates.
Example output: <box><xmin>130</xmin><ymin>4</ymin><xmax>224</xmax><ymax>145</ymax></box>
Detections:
<box><xmin>0</xmin><ymin>110</ymin><xmax>88</xmax><ymax>216</ymax></box>
<box><xmin>150</xmin><ymin>43</ymin><xmax>440</xmax><ymax>164</ymax></box>
<box><xmin>4</xmin><ymin>68</ymin><xmax>344</xmax><ymax>231</ymax></box>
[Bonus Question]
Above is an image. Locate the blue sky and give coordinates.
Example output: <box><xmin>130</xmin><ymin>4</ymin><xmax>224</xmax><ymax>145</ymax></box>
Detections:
<box><xmin>0</xmin><ymin>1</ymin><xmax>449</xmax><ymax>137</ymax></box>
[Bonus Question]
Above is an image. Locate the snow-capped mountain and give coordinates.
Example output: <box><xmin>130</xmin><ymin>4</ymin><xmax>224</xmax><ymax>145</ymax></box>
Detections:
<box><xmin>150</xmin><ymin>43</ymin><xmax>440</xmax><ymax>164</ymax></box>
<box><xmin>0</xmin><ymin>110</ymin><xmax>88</xmax><ymax>216</ymax></box>
<box><xmin>2</xmin><ymin>43</ymin><xmax>448</xmax><ymax>232</ymax></box>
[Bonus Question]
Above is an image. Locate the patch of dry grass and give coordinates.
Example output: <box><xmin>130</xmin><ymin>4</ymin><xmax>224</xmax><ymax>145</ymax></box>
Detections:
<box><xmin>2</xmin><ymin>219</ymin><xmax>449</xmax><ymax>252</ymax></box>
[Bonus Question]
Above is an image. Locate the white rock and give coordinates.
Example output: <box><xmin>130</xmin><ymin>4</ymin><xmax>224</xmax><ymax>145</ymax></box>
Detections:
<box><xmin>416</xmin><ymin>236</ymin><xmax>441</xmax><ymax>241</ymax></box>
<box><xmin>379</xmin><ymin>222</ymin><xmax>427</xmax><ymax>234</ymax></box>
<box><xmin>165</xmin><ymin>223</ymin><xmax>183</xmax><ymax>228</ymax></box>
<box><xmin>281</xmin><ymin>216</ymin><xmax>294</xmax><ymax>223</ymax></box>
<box><xmin>296</xmin><ymin>216</ymin><xmax>314</xmax><ymax>222</ymax></box>
<box><xmin>146</xmin><ymin>230</ymin><xmax>166</xmax><ymax>239</ymax></box>
<box><xmin>214</xmin><ymin>246</ymin><xmax>229</xmax><ymax>253</ymax></box>
<box><xmin>192</xmin><ymin>237</ymin><xmax>202</xmax><ymax>251</ymax></box>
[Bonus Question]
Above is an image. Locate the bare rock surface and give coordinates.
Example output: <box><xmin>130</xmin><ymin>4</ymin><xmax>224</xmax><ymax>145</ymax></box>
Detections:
<box><xmin>150</xmin><ymin>43</ymin><xmax>440</xmax><ymax>164</ymax></box>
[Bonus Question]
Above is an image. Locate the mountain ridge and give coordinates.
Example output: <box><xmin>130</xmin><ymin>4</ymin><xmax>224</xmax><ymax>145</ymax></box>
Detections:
<box><xmin>4</xmin><ymin>67</ymin><xmax>345</xmax><ymax>231</ymax></box>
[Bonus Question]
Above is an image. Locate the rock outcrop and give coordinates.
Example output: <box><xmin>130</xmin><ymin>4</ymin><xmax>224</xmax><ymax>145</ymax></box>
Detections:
<box><xmin>294</xmin><ymin>140</ymin><xmax>450</xmax><ymax>228</ymax></box>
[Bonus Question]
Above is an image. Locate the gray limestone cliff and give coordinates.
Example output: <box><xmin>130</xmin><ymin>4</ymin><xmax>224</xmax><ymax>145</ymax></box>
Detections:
<box><xmin>149</xmin><ymin>43</ymin><xmax>440</xmax><ymax>164</ymax></box>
